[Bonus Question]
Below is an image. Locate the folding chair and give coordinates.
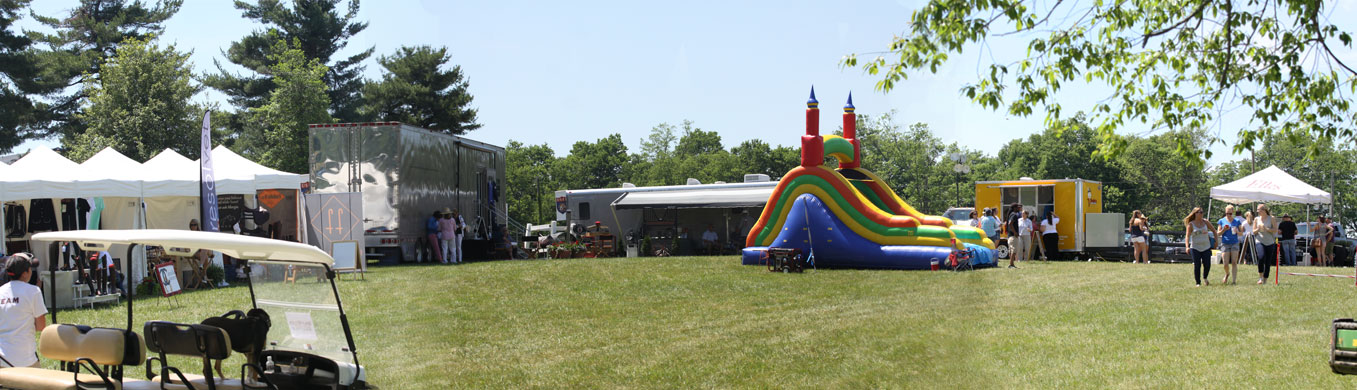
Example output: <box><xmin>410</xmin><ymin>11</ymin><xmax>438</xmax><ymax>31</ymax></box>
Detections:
<box><xmin>949</xmin><ymin>248</ymin><xmax>976</xmax><ymax>272</ymax></box>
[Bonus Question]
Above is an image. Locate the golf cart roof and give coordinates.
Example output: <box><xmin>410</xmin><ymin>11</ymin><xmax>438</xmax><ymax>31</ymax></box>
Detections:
<box><xmin>32</xmin><ymin>229</ymin><xmax>334</xmax><ymax>265</ymax></box>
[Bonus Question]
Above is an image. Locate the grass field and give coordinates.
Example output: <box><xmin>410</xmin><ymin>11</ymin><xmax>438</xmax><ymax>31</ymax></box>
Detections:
<box><xmin>47</xmin><ymin>257</ymin><xmax>1357</xmax><ymax>389</ymax></box>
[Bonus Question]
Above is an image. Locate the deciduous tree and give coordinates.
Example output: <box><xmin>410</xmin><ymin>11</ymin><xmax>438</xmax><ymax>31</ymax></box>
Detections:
<box><xmin>30</xmin><ymin>0</ymin><xmax>182</xmax><ymax>140</ymax></box>
<box><xmin>240</xmin><ymin>38</ymin><xmax>333</xmax><ymax>173</ymax></box>
<box><xmin>68</xmin><ymin>36</ymin><xmax>197</xmax><ymax>162</ymax></box>
<box><xmin>846</xmin><ymin>0</ymin><xmax>1357</xmax><ymax>161</ymax></box>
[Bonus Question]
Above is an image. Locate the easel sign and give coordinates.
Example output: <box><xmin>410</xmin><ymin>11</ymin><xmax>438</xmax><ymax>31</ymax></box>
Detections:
<box><xmin>331</xmin><ymin>241</ymin><xmax>362</xmax><ymax>279</ymax></box>
<box><xmin>155</xmin><ymin>262</ymin><xmax>182</xmax><ymax>297</ymax></box>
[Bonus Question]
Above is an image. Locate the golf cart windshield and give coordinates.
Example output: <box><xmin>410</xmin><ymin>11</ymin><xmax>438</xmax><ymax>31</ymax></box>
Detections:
<box><xmin>250</xmin><ymin>260</ymin><xmax>355</xmax><ymax>365</ymax></box>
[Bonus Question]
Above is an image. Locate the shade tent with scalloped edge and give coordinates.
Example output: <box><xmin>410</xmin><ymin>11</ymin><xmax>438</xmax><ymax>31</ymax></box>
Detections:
<box><xmin>1209</xmin><ymin>165</ymin><xmax>1331</xmax><ymax>205</ymax></box>
<box><xmin>0</xmin><ymin>146</ymin><xmax>308</xmax><ymax>282</ymax></box>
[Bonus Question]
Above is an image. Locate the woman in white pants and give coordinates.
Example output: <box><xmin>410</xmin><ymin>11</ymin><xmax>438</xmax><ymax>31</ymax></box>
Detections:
<box><xmin>437</xmin><ymin>208</ymin><xmax>457</xmax><ymax>264</ymax></box>
<box><xmin>1017</xmin><ymin>210</ymin><xmax>1034</xmax><ymax>262</ymax></box>
<box><xmin>453</xmin><ymin>209</ymin><xmax>467</xmax><ymax>263</ymax></box>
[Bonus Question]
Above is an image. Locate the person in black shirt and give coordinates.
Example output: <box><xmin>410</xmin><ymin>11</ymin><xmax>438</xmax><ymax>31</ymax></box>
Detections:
<box><xmin>1003</xmin><ymin>203</ymin><xmax>1022</xmax><ymax>269</ymax></box>
<box><xmin>1278</xmin><ymin>214</ymin><xmax>1297</xmax><ymax>266</ymax></box>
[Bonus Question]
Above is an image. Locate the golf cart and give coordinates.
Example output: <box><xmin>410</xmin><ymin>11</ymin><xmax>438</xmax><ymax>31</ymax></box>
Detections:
<box><xmin>0</xmin><ymin>229</ymin><xmax>368</xmax><ymax>390</ymax></box>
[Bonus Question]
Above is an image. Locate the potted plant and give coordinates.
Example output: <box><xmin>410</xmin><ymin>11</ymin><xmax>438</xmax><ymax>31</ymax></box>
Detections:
<box><xmin>550</xmin><ymin>244</ymin><xmax>571</xmax><ymax>259</ymax></box>
<box><xmin>579</xmin><ymin>241</ymin><xmax>597</xmax><ymax>258</ymax></box>
<box><xmin>567</xmin><ymin>241</ymin><xmax>585</xmax><ymax>258</ymax></box>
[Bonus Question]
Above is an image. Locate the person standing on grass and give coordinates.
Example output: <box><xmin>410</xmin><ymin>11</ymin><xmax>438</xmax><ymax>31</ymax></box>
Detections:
<box><xmin>425</xmin><ymin>210</ymin><xmax>442</xmax><ymax>264</ymax></box>
<box><xmin>980</xmin><ymin>208</ymin><xmax>1001</xmax><ymax>245</ymax></box>
<box><xmin>966</xmin><ymin>211</ymin><xmax>979</xmax><ymax>228</ymax></box>
<box><xmin>1017</xmin><ymin>210</ymin><xmax>1035</xmax><ymax>263</ymax></box>
<box><xmin>438</xmin><ymin>208</ymin><xmax>457</xmax><ymax>264</ymax></box>
<box><xmin>0</xmin><ymin>255</ymin><xmax>47</xmax><ymax>368</ymax></box>
<box><xmin>1003</xmin><ymin>204</ymin><xmax>1023</xmax><ymax>268</ymax></box>
<box><xmin>1184</xmin><ymin>207</ymin><xmax>1213</xmax><ymax>287</ymax></box>
<box><xmin>453</xmin><ymin>209</ymin><xmax>467</xmax><ymax>264</ymax></box>
<box><xmin>1129</xmin><ymin>210</ymin><xmax>1149</xmax><ymax>263</ymax></box>
<box><xmin>1253</xmin><ymin>204</ymin><xmax>1279</xmax><ymax>284</ymax></box>
<box><xmin>1312</xmin><ymin>216</ymin><xmax>1330</xmax><ymax>266</ymax></box>
<box><xmin>1028</xmin><ymin>213</ymin><xmax>1042</xmax><ymax>260</ymax></box>
<box><xmin>1279</xmin><ymin>214</ymin><xmax>1298</xmax><ymax>266</ymax></box>
<box><xmin>1216</xmin><ymin>205</ymin><xmax>1243</xmax><ymax>284</ymax></box>
<box><xmin>1241</xmin><ymin>211</ymin><xmax>1255</xmax><ymax>265</ymax></box>
<box><xmin>1326</xmin><ymin>216</ymin><xmax>1338</xmax><ymax>266</ymax></box>
<box><xmin>1041</xmin><ymin>212</ymin><xmax>1060</xmax><ymax>261</ymax></box>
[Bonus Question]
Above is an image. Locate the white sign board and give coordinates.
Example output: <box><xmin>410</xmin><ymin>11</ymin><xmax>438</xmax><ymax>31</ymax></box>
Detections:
<box><xmin>285</xmin><ymin>312</ymin><xmax>318</xmax><ymax>341</ymax></box>
<box><xmin>331</xmin><ymin>241</ymin><xmax>359</xmax><ymax>271</ymax></box>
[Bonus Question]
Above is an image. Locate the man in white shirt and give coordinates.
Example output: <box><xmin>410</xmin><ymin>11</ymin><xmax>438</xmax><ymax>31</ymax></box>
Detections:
<box><xmin>0</xmin><ymin>255</ymin><xmax>47</xmax><ymax>367</ymax></box>
<box><xmin>702</xmin><ymin>225</ymin><xmax>720</xmax><ymax>255</ymax></box>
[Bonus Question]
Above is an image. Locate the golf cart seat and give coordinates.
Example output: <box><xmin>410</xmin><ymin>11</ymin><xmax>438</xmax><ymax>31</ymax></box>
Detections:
<box><xmin>132</xmin><ymin>321</ymin><xmax>255</xmax><ymax>390</ymax></box>
<box><xmin>154</xmin><ymin>310</ymin><xmax>274</xmax><ymax>390</ymax></box>
<box><xmin>0</xmin><ymin>324</ymin><xmax>145</xmax><ymax>390</ymax></box>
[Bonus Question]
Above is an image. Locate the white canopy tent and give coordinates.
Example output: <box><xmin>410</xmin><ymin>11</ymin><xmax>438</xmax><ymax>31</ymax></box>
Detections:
<box><xmin>141</xmin><ymin>147</ymin><xmax>307</xmax><ymax>197</ymax></box>
<box><xmin>141</xmin><ymin>149</ymin><xmax>200</xmax><ymax>197</ymax></box>
<box><xmin>76</xmin><ymin>148</ymin><xmax>148</xmax><ymax>277</ymax></box>
<box><xmin>0</xmin><ymin>146</ymin><xmax>308</xmax><ymax>281</ymax></box>
<box><xmin>211</xmin><ymin>145</ymin><xmax>307</xmax><ymax>193</ymax></box>
<box><xmin>1210</xmin><ymin>165</ymin><xmax>1331</xmax><ymax>205</ymax></box>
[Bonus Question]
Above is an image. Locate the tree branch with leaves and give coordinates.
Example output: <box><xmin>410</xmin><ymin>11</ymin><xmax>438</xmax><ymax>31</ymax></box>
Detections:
<box><xmin>844</xmin><ymin>0</ymin><xmax>1356</xmax><ymax>161</ymax></box>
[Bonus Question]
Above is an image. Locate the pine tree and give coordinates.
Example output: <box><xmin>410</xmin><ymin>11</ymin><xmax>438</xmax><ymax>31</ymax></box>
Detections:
<box><xmin>204</xmin><ymin>0</ymin><xmax>371</xmax><ymax>122</ymax></box>
<box><xmin>0</xmin><ymin>0</ymin><xmax>46</xmax><ymax>152</ymax></box>
<box><xmin>31</xmin><ymin>0</ymin><xmax>183</xmax><ymax>140</ymax></box>
<box><xmin>362</xmin><ymin>45</ymin><xmax>480</xmax><ymax>134</ymax></box>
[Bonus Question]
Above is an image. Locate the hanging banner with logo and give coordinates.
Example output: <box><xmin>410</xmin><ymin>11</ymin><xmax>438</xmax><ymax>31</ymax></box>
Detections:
<box><xmin>200</xmin><ymin>112</ymin><xmax>219</xmax><ymax>232</ymax></box>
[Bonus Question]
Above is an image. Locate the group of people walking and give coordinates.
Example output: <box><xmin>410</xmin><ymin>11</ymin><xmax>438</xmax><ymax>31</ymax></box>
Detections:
<box><xmin>969</xmin><ymin>204</ymin><xmax>1060</xmax><ymax>269</ymax></box>
<box><xmin>427</xmin><ymin>208</ymin><xmax>467</xmax><ymax>264</ymax></box>
<box><xmin>1184</xmin><ymin>203</ymin><xmax>1342</xmax><ymax>286</ymax></box>
<box><xmin>1185</xmin><ymin>204</ymin><xmax>1279</xmax><ymax>286</ymax></box>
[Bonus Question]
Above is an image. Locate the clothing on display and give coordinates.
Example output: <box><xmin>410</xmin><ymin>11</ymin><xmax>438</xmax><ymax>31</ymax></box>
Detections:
<box><xmin>26</xmin><ymin>199</ymin><xmax>57</xmax><ymax>233</ymax></box>
<box><xmin>4</xmin><ymin>204</ymin><xmax>24</xmax><ymax>238</ymax></box>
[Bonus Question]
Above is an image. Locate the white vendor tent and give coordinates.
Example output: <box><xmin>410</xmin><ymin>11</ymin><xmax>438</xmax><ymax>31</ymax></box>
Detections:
<box><xmin>79</xmin><ymin>147</ymin><xmax>146</xmax><ymax>197</ymax></box>
<box><xmin>142</xmin><ymin>148</ymin><xmax>200</xmax><ymax>197</ymax></box>
<box><xmin>212</xmin><ymin>145</ymin><xmax>307</xmax><ymax>193</ymax></box>
<box><xmin>0</xmin><ymin>146</ymin><xmax>308</xmax><ymax>281</ymax></box>
<box><xmin>4</xmin><ymin>147</ymin><xmax>90</xmax><ymax>201</ymax></box>
<box><xmin>1209</xmin><ymin>165</ymin><xmax>1331</xmax><ymax>205</ymax></box>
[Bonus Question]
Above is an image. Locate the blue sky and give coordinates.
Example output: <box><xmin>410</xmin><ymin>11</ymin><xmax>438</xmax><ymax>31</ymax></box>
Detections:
<box><xmin>16</xmin><ymin>0</ymin><xmax>1357</xmax><ymax>168</ymax></box>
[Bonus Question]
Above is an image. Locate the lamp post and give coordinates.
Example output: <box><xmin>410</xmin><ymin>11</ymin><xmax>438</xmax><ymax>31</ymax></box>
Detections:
<box><xmin>950</xmin><ymin>153</ymin><xmax>970</xmax><ymax>207</ymax></box>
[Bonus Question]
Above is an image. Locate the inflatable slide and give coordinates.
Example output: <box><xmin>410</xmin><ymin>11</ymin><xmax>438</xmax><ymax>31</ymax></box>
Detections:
<box><xmin>740</xmin><ymin>89</ymin><xmax>996</xmax><ymax>270</ymax></box>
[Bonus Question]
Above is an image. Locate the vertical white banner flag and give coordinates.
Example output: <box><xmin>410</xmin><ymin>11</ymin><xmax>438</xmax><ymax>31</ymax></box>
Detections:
<box><xmin>200</xmin><ymin>112</ymin><xmax>219</xmax><ymax>232</ymax></box>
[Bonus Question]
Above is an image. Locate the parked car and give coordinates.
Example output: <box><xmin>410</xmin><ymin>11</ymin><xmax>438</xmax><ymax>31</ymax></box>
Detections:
<box><xmin>943</xmin><ymin>207</ymin><xmax>975</xmax><ymax>225</ymax></box>
<box><xmin>1110</xmin><ymin>230</ymin><xmax>1192</xmax><ymax>263</ymax></box>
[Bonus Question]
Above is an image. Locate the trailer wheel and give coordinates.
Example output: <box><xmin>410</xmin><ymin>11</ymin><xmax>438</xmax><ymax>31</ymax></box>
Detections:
<box><xmin>996</xmin><ymin>243</ymin><xmax>1010</xmax><ymax>260</ymax></box>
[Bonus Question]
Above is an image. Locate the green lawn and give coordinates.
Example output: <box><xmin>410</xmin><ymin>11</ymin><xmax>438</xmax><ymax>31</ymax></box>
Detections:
<box><xmin>47</xmin><ymin>257</ymin><xmax>1357</xmax><ymax>388</ymax></box>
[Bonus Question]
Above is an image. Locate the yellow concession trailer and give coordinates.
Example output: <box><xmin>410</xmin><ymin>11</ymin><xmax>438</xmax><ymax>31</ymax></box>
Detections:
<box><xmin>976</xmin><ymin>179</ymin><xmax>1122</xmax><ymax>259</ymax></box>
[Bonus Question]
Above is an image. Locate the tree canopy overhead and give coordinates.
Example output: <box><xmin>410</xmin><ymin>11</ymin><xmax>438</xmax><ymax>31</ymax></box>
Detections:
<box><xmin>844</xmin><ymin>0</ymin><xmax>1357</xmax><ymax>160</ymax></box>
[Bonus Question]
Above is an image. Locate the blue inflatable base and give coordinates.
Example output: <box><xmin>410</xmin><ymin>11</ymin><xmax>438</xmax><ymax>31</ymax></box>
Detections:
<box><xmin>742</xmin><ymin>244</ymin><xmax>995</xmax><ymax>270</ymax></box>
<box><xmin>740</xmin><ymin>193</ymin><xmax>997</xmax><ymax>270</ymax></box>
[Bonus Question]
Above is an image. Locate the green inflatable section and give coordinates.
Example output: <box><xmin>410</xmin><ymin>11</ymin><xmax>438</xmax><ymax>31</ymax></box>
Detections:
<box><xmin>823</xmin><ymin>137</ymin><xmax>855</xmax><ymax>160</ymax></box>
<box><xmin>754</xmin><ymin>173</ymin><xmax>957</xmax><ymax>245</ymax></box>
<box><xmin>849</xmin><ymin>180</ymin><xmax>893</xmax><ymax>212</ymax></box>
